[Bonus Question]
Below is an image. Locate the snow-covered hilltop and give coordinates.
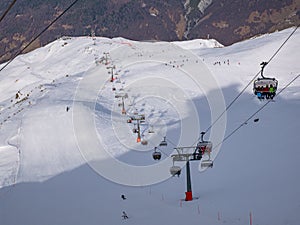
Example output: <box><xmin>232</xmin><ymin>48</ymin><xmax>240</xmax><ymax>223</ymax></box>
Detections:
<box><xmin>0</xmin><ymin>28</ymin><xmax>299</xmax><ymax>225</ymax></box>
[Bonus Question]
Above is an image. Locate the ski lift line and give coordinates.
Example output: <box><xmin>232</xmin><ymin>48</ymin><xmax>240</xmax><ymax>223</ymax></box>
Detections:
<box><xmin>146</xmin><ymin>137</ymin><xmax>169</xmax><ymax>157</ymax></box>
<box><xmin>213</xmin><ymin>73</ymin><xmax>300</xmax><ymax>150</ymax></box>
<box><xmin>267</xmin><ymin>25</ymin><xmax>299</xmax><ymax>64</ymax></box>
<box><xmin>142</xmin><ymin>118</ymin><xmax>177</xmax><ymax>147</ymax></box>
<box><xmin>0</xmin><ymin>0</ymin><xmax>17</xmax><ymax>24</ymax></box>
<box><xmin>203</xmin><ymin>25</ymin><xmax>299</xmax><ymax>135</ymax></box>
<box><xmin>0</xmin><ymin>0</ymin><xmax>81</xmax><ymax>73</ymax></box>
<box><xmin>135</xmin><ymin>116</ymin><xmax>177</xmax><ymax>150</ymax></box>
<box><xmin>204</xmin><ymin>70</ymin><xmax>260</xmax><ymax>133</ymax></box>
<box><xmin>127</xmin><ymin>109</ymin><xmax>178</xmax><ymax>148</ymax></box>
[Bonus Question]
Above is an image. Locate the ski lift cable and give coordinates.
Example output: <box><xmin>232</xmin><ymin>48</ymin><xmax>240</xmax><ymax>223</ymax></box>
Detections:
<box><xmin>0</xmin><ymin>0</ymin><xmax>81</xmax><ymax>73</ymax></box>
<box><xmin>136</xmin><ymin>114</ymin><xmax>178</xmax><ymax>148</ymax></box>
<box><xmin>135</xmin><ymin>116</ymin><xmax>176</xmax><ymax>155</ymax></box>
<box><xmin>203</xmin><ymin>25</ymin><xmax>299</xmax><ymax>136</ymax></box>
<box><xmin>137</xmin><ymin>120</ymin><xmax>176</xmax><ymax>154</ymax></box>
<box><xmin>213</xmin><ymin>73</ymin><xmax>300</xmax><ymax>150</ymax></box>
<box><xmin>147</xmin><ymin>139</ymin><xmax>169</xmax><ymax>157</ymax></box>
<box><xmin>0</xmin><ymin>0</ymin><xmax>17</xmax><ymax>24</ymax></box>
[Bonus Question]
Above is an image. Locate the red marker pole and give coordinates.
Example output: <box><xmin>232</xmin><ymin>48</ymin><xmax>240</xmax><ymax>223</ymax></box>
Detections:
<box><xmin>250</xmin><ymin>212</ymin><xmax>253</xmax><ymax>225</ymax></box>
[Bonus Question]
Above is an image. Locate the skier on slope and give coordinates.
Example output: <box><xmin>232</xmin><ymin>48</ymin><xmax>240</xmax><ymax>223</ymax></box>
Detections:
<box><xmin>122</xmin><ymin>211</ymin><xmax>128</xmax><ymax>219</ymax></box>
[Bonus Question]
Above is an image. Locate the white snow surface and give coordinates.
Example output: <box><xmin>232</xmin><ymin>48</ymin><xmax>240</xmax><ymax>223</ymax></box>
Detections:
<box><xmin>0</xmin><ymin>28</ymin><xmax>299</xmax><ymax>225</ymax></box>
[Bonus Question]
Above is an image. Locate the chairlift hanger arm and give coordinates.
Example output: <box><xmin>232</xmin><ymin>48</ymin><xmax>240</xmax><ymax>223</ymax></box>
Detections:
<box><xmin>260</xmin><ymin>61</ymin><xmax>268</xmax><ymax>79</ymax></box>
<box><xmin>200</xmin><ymin>131</ymin><xmax>206</xmax><ymax>142</ymax></box>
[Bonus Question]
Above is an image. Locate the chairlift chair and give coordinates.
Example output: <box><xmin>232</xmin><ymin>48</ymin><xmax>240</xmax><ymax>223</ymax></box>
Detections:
<box><xmin>141</xmin><ymin>139</ymin><xmax>148</xmax><ymax>145</ymax></box>
<box><xmin>159</xmin><ymin>136</ymin><xmax>167</xmax><ymax>146</ymax></box>
<box><xmin>152</xmin><ymin>147</ymin><xmax>162</xmax><ymax>160</ymax></box>
<box><xmin>140</xmin><ymin>114</ymin><xmax>145</xmax><ymax>120</ymax></box>
<box><xmin>201</xmin><ymin>160</ymin><xmax>213</xmax><ymax>168</ymax></box>
<box><xmin>133</xmin><ymin>128</ymin><xmax>138</xmax><ymax>133</ymax></box>
<box><xmin>197</xmin><ymin>141</ymin><xmax>212</xmax><ymax>155</ymax></box>
<box><xmin>253</xmin><ymin>62</ymin><xmax>278</xmax><ymax>99</ymax></box>
<box><xmin>148</xmin><ymin>126</ymin><xmax>154</xmax><ymax>133</ymax></box>
<box><xmin>198</xmin><ymin>132</ymin><xmax>213</xmax><ymax>168</ymax></box>
<box><xmin>132</xmin><ymin>124</ymin><xmax>138</xmax><ymax>133</ymax></box>
<box><xmin>170</xmin><ymin>166</ymin><xmax>181</xmax><ymax>176</ymax></box>
<box><xmin>197</xmin><ymin>132</ymin><xmax>212</xmax><ymax>155</ymax></box>
<box><xmin>128</xmin><ymin>99</ymin><xmax>133</xmax><ymax>106</ymax></box>
<box><xmin>115</xmin><ymin>93</ymin><xmax>122</xmax><ymax>98</ymax></box>
<box><xmin>141</xmin><ymin>135</ymin><xmax>148</xmax><ymax>145</ymax></box>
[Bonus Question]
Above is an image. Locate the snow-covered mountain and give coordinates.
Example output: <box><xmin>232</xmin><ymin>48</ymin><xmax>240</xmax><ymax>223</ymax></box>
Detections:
<box><xmin>0</xmin><ymin>28</ymin><xmax>299</xmax><ymax>225</ymax></box>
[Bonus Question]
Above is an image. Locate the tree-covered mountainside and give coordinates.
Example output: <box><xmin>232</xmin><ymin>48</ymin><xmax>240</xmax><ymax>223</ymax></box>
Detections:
<box><xmin>0</xmin><ymin>0</ymin><xmax>299</xmax><ymax>63</ymax></box>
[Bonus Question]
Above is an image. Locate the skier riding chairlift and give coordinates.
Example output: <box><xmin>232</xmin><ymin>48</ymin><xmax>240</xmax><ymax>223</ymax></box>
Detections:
<box><xmin>198</xmin><ymin>132</ymin><xmax>213</xmax><ymax>168</ymax></box>
<box><xmin>152</xmin><ymin>147</ymin><xmax>161</xmax><ymax>160</ymax></box>
<box><xmin>253</xmin><ymin>62</ymin><xmax>278</xmax><ymax>100</ymax></box>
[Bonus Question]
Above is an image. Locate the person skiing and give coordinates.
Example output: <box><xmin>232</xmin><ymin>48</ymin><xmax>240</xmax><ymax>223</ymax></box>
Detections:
<box><xmin>121</xmin><ymin>194</ymin><xmax>126</xmax><ymax>200</ymax></box>
<box><xmin>122</xmin><ymin>211</ymin><xmax>128</xmax><ymax>219</ymax></box>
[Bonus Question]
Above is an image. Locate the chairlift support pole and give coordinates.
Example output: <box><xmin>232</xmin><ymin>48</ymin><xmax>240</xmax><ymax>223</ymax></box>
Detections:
<box><xmin>103</xmin><ymin>52</ymin><xmax>109</xmax><ymax>65</ymax></box>
<box><xmin>185</xmin><ymin>160</ymin><xmax>192</xmax><ymax>201</ymax></box>
<box><xmin>121</xmin><ymin>96</ymin><xmax>126</xmax><ymax>114</ymax></box>
<box><xmin>130</xmin><ymin>114</ymin><xmax>145</xmax><ymax>143</ymax></box>
<box><xmin>137</xmin><ymin>120</ymin><xmax>141</xmax><ymax>142</ymax></box>
<box><xmin>107</xmin><ymin>65</ymin><xmax>116</xmax><ymax>82</ymax></box>
<box><xmin>172</xmin><ymin>147</ymin><xmax>197</xmax><ymax>201</ymax></box>
<box><xmin>115</xmin><ymin>92</ymin><xmax>127</xmax><ymax>114</ymax></box>
<box><xmin>172</xmin><ymin>133</ymin><xmax>212</xmax><ymax>201</ymax></box>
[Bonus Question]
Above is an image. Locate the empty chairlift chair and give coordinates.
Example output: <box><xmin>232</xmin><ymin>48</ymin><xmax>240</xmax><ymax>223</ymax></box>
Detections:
<box><xmin>170</xmin><ymin>165</ymin><xmax>181</xmax><ymax>176</ymax></box>
<box><xmin>148</xmin><ymin>125</ymin><xmax>154</xmax><ymax>134</ymax></box>
<box><xmin>159</xmin><ymin>136</ymin><xmax>167</xmax><ymax>146</ymax></box>
<box><xmin>141</xmin><ymin>135</ymin><xmax>148</xmax><ymax>145</ymax></box>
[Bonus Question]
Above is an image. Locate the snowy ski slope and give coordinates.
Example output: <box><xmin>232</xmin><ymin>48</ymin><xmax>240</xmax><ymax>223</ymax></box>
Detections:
<box><xmin>0</xmin><ymin>28</ymin><xmax>299</xmax><ymax>225</ymax></box>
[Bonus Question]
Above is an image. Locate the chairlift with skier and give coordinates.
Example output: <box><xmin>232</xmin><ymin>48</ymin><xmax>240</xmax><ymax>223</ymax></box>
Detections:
<box><xmin>197</xmin><ymin>132</ymin><xmax>213</xmax><ymax>168</ymax></box>
<box><xmin>253</xmin><ymin>62</ymin><xmax>278</xmax><ymax>100</ymax></box>
<box><xmin>152</xmin><ymin>147</ymin><xmax>162</xmax><ymax>160</ymax></box>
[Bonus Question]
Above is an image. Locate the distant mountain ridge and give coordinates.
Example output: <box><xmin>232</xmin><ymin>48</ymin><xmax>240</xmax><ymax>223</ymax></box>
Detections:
<box><xmin>0</xmin><ymin>0</ymin><xmax>299</xmax><ymax>63</ymax></box>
